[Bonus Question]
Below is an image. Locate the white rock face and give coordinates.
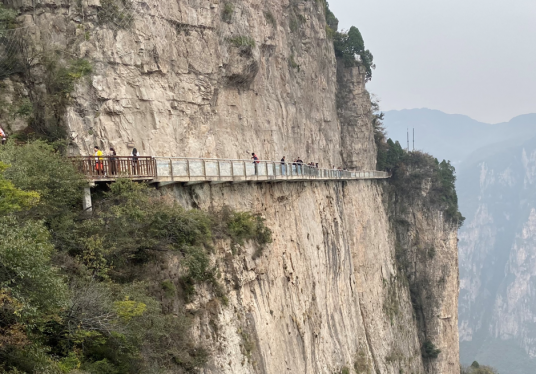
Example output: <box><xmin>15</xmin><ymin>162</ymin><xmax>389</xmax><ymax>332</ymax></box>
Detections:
<box><xmin>164</xmin><ymin>180</ymin><xmax>459</xmax><ymax>374</ymax></box>
<box><xmin>4</xmin><ymin>0</ymin><xmax>377</xmax><ymax>169</ymax></box>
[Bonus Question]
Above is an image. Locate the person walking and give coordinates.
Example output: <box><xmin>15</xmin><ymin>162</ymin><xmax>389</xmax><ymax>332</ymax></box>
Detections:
<box><xmin>281</xmin><ymin>156</ymin><xmax>286</xmax><ymax>176</ymax></box>
<box><xmin>0</xmin><ymin>126</ymin><xmax>6</xmax><ymax>145</ymax></box>
<box><xmin>251</xmin><ymin>152</ymin><xmax>259</xmax><ymax>175</ymax></box>
<box><xmin>296</xmin><ymin>157</ymin><xmax>303</xmax><ymax>175</ymax></box>
<box><xmin>131</xmin><ymin>148</ymin><xmax>140</xmax><ymax>175</ymax></box>
<box><xmin>109</xmin><ymin>147</ymin><xmax>117</xmax><ymax>175</ymax></box>
<box><xmin>94</xmin><ymin>146</ymin><xmax>104</xmax><ymax>176</ymax></box>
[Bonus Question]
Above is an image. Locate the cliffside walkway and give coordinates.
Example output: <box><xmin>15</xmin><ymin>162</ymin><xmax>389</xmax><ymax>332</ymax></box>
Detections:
<box><xmin>70</xmin><ymin>156</ymin><xmax>390</xmax><ymax>185</ymax></box>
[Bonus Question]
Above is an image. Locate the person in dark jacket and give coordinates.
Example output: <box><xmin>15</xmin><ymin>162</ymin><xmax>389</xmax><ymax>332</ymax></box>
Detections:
<box><xmin>109</xmin><ymin>147</ymin><xmax>117</xmax><ymax>175</ymax></box>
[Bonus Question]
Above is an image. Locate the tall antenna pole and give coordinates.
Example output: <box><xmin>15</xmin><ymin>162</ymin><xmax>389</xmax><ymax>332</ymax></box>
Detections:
<box><xmin>413</xmin><ymin>128</ymin><xmax>415</xmax><ymax>151</ymax></box>
<box><xmin>407</xmin><ymin>128</ymin><xmax>409</xmax><ymax>151</ymax></box>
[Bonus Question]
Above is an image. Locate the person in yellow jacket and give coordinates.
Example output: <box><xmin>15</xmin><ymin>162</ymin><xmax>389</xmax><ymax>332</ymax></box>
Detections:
<box><xmin>93</xmin><ymin>146</ymin><xmax>104</xmax><ymax>176</ymax></box>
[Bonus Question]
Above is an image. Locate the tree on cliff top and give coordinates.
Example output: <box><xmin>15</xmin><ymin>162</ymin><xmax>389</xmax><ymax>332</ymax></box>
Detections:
<box><xmin>333</xmin><ymin>26</ymin><xmax>375</xmax><ymax>80</ymax></box>
<box><xmin>323</xmin><ymin>2</ymin><xmax>375</xmax><ymax>80</ymax></box>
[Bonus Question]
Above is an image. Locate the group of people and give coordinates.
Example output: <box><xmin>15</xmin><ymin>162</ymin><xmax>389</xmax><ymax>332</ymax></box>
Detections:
<box><xmin>250</xmin><ymin>153</ymin><xmax>321</xmax><ymax>176</ymax></box>
<box><xmin>280</xmin><ymin>156</ymin><xmax>319</xmax><ymax>169</ymax></box>
<box><xmin>93</xmin><ymin>146</ymin><xmax>140</xmax><ymax>176</ymax></box>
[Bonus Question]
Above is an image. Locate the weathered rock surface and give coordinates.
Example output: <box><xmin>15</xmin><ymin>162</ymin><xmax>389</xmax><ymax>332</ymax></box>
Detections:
<box><xmin>160</xmin><ymin>180</ymin><xmax>458</xmax><ymax>374</ymax></box>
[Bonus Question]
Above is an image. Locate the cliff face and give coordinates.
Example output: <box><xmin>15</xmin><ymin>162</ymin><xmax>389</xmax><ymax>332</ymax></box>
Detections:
<box><xmin>458</xmin><ymin>136</ymin><xmax>536</xmax><ymax>373</ymax></box>
<box><xmin>1</xmin><ymin>0</ymin><xmax>459</xmax><ymax>373</ymax></box>
<box><xmin>160</xmin><ymin>179</ymin><xmax>458</xmax><ymax>374</ymax></box>
<box><xmin>4</xmin><ymin>0</ymin><xmax>361</xmax><ymax>168</ymax></box>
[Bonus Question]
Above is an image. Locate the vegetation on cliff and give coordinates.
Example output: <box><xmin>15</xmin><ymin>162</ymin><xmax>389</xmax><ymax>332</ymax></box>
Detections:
<box><xmin>324</xmin><ymin>2</ymin><xmax>375</xmax><ymax>80</ymax></box>
<box><xmin>373</xmin><ymin>101</ymin><xmax>464</xmax><ymax>228</ymax></box>
<box><xmin>0</xmin><ymin>142</ymin><xmax>271</xmax><ymax>374</ymax></box>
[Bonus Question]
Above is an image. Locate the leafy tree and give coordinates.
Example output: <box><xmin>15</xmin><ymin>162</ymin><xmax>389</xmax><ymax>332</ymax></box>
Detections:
<box><xmin>0</xmin><ymin>141</ymin><xmax>85</xmax><ymax>219</ymax></box>
<box><xmin>333</xmin><ymin>26</ymin><xmax>375</xmax><ymax>79</ymax></box>
<box><xmin>0</xmin><ymin>142</ymin><xmax>272</xmax><ymax>373</ymax></box>
<box><xmin>0</xmin><ymin>162</ymin><xmax>39</xmax><ymax>215</ymax></box>
<box><xmin>0</xmin><ymin>216</ymin><xmax>68</xmax><ymax>320</ymax></box>
<box><xmin>324</xmin><ymin>1</ymin><xmax>339</xmax><ymax>32</ymax></box>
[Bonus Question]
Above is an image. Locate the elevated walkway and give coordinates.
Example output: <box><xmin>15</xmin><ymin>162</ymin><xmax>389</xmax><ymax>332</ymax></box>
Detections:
<box><xmin>70</xmin><ymin>156</ymin><xmax>390</xmax><ymax>185</ymax></box>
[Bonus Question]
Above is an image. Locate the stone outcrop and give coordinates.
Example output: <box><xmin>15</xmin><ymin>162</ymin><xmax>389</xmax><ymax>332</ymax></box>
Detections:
<box><xmin>0</xmin><ymin>1</ymin><xmax>460</xmax><ymax>373</ymax></box>
<box><xmin>337</xmin><ymin>62</ymin><xmax>377</xmax><ymax>171</ymax></box>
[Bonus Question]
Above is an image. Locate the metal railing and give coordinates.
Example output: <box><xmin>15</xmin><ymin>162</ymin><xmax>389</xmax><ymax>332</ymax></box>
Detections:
<box><xmin>69</xmin><ymin>156</ymin><xmax>390</xmax><ymax>182</ymax></box>
<box><xmin>153</xmin><ymin>157</ymin><xmax>390</xmax><ymax>182</ymax></box>
<box><xmin>70</xmin><ymin>156</ymin><xmax>156</xmax><ymax>180</ymax></box>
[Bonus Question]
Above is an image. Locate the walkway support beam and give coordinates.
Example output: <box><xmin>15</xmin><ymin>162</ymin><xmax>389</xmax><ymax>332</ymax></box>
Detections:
<box><xmin>83</xmin><ymin>186</ymin><xmax>92</xmax><ymax>213</ymax></box>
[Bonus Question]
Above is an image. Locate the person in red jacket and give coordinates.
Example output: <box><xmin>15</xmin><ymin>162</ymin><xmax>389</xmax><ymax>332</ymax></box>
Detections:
<box><xmin>0</xmin><ymin>127</ymin><xmax>6</xmax><ymax>145</ymax></box>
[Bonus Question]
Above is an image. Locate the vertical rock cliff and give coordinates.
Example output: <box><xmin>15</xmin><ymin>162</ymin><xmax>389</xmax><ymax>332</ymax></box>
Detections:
<box><xmin>458</xmin><ymin>136</ymin><xmax>536</xmax><ymax>373</ymax></box>
<box><xmin>0</xmin><ymin>0</ymin><xmax>460</xmax><ymax>373</ymax></box>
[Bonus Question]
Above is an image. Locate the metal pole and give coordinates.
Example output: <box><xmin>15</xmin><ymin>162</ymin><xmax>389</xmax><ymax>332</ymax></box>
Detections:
<box><xmin>186</xmin><ymin>159</ymin><xmax>190</xmax><ymax>182</ymax></box>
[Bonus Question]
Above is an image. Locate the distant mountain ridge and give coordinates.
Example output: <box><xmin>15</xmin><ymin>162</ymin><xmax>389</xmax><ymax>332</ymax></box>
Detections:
<box><xmin>383</xmin><ymin>109</ymin><xmax>536</xmax><ymax>167</ymax></box>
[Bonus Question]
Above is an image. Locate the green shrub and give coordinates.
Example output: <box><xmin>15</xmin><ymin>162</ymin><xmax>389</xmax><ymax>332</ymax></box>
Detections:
<box><xmin>324</xmin><ymin>1</ymin><xmax>339</xmax><ymax>32</ymax></box>
<box><xmin>264</xmin><ymin>10</ymin><xmax>276</xmax><ymax>27</ymax></box>
<box><xmin>0</xmin><ymin>141</ymin><xmax>86</xmax><ymax>222</ymax></box>
<box><xmin>421</xmin><ymin>340</ymin><xmax>441</xmax><ymax>359</ymax></box>
<box><xmin>354</xmin><ymin>350</ymin><xmax>370</xmax><ymax>373</ymax></box>
<box><xmin>222</xmin><ymin>2</ymin><xmax>234</xmax><ymax>23</ymax></box>
<box><xmin>228</xmin><ymin>35</ymin><xmax>255</xmax><ymax>48</ymax></box>
<box><xmin>289</xmin><ymin>17</ymin><xmax>299</xmax><ymax>33</ymax></box>
<box><xmin>161</xmin><ymin>280</ymin><xmax>176</xmax><ymax>298</ymax></box>
<box><xmin>227</xmin><ymin>211</ymin><xmax>272</xmax><ymax>252</ymax></box>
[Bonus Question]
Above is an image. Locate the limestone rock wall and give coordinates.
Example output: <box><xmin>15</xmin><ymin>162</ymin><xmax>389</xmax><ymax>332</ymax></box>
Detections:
<box><xmin>5</xmin><ymin>0</ymin><xmax>350</xmax><ymax>167</ymax></box>
<box><xmin>146</xmin><ymin>179</ymin><xmax>460</xmax><ymax>374</ymax></box>
<box><xmin>390</xmin><ymin>196</ymin><xmax>460</xmax><ymax>374</ymax></box>
<box><xmin>167</xmin><ymin>181</ymin><xmax>425</xmax><ymax>374</ymax></box>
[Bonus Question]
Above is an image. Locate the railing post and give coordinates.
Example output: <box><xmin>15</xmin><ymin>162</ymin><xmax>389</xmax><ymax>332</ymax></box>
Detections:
<box><xmin>243</xmin><ymin>161</ymin><xmax>247</xmax><ymax>180</ymax></box>
<box><xmin>217</xmin><ymin>160</ymin><xmax>221</xmax><ymax>181</ymax></box>
<box><xmin>231</xmin><ymin>160</ymin><xmax>235</xmax><ymax>181</ymax></box>
<box><xmin>186</xmin><ymin>159</ymin><xmax>191</xmax><ymax>181</ymax></box>
<box><xmin>169</xmin><ymin>159</ymin><xmax>174</xmax><ymax>182</ymax></box>
<box><xmin>203</xmin><ymin>160</ymin><xmax>206</xmax><ymax>179</ymax></box>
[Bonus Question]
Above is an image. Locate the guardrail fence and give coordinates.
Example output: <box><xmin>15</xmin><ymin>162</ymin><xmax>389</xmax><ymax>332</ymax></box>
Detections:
<box><xmin>69</xmin><ymin>156</ymin><xmax>390</xmax><ymax>182</ymax></box>
<box><xmin>70</xmin><ymin>156</ymin><xmax>156</xmax><ymax>179</ymax></box>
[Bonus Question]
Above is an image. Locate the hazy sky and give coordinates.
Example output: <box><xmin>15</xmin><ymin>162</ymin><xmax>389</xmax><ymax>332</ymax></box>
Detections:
<box><xmin>329</xmin><ymin>0</ymin><xmax>536</xmax><ymax>124</ymax></box>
